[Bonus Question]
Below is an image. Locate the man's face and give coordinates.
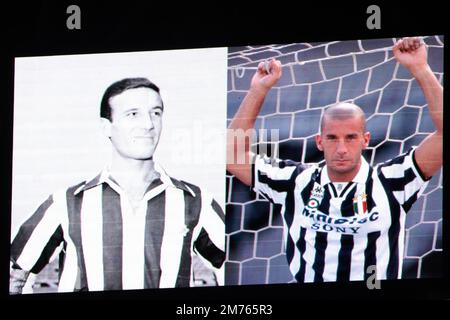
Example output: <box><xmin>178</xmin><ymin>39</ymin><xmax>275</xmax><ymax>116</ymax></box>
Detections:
<box><xmin>315</xmin><ymin>116</ymin><xmax>370</xmax><ymax>181</ymax></box>
<box><xmin>105</xmin><ymin>87</ymin><xmax>163</xmax><ymax>161</ymax></box>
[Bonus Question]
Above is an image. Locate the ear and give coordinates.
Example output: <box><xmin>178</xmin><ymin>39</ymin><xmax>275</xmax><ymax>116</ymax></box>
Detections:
<box><xmin>362</xmin><ymin>131</ymin><xmax>371</xmax><ymax>149</ymax></box>
<box><xmin>315</xmin><ymin>134</ymin><xmax>323</xmax><ymax>151</ymax></box>
<box><xmin>100</xmin><ymin>117</ymin><xmax>112</xmax><ymax>138</ymax></box>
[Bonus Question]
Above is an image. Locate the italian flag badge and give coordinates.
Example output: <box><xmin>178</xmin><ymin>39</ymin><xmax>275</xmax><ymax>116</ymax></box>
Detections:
<box><xmin>353</xmin><ymin>193</ymin><xmax>368</xmax><ymax>215</ymax></box>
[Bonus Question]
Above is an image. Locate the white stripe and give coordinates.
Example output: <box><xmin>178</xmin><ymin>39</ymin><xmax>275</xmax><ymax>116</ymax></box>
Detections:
<box><xmin>159</xmin><ymin>187</ymin><xmax>186</xmax><ymax>288</ymax></box>
<box><xmin>254</xmin><ymin>156</ymin><xmax>298</xmax><ymax>204</ymax></box>
<box><xmin>322</xmin><ymin>195</ymin><xmax>345</xmax><ymax>281</ymax></box>
<box><xmin>372</xmin><ymin>178</ymin><xmax>391</xmax><ymax>280</ymax></box>
<box><xmin>349</xmin><ymin>235</ymin><xmax>368</xmax><ymax>281</ymax></box>
<box><xmin>302</xmin><ymin>229</ymin><xmax>316</xmax><ymax>282</ymax></box>
<box><xmin>404</xmin><ymin>176</ymin><xmax>428</xmax><ymax>201</ymax></box>
<box><xmin>322</xmin><ymin>231</ymin><xmax>340</xmax><ymax>282</ymax></box>
<box><xmin>198</xmin><ymin>192</ymin><xmax>224</xmax><ymax>253</ymax></box>
<box><xmin>191</xmin><ymin>192</ymin><xmax>225</xmax><ymax>286</ymax></box>
<box><xmin>81</xmin><ymin>186</ymin><xmax>104</xmax><ymax>291</ymax></box>
<box><xmin>393</xmin><ymin>176</ymin><xmax>427</xmax><ymax>205</ymax></box>
<box><xmin>16</xmin><ymin>190</ymin><xmax>65</xmax><ymax>271</ymax></box>
<box><xmin>58</xmin><ymin>191</ymin><xmax>78</xmax><ymax>292</ymax></box>
<box><xmin>58</xmin><ymin>241</ymin><xmax>79</xmax><ymax>292</ymax></box>
<box><xmin>289</xmin><ymin>181</ymin><xmax>304</xmax><ymax>280</ymax></box>
<box><xmin>397</xmin><ymin>212</ymin><xmax>407</xmax><ymax>278</ymax></box>
<box><xmin>121</xmin><ymin>195</ymin><xmax>146</xmax><ymax>290</ymax></box>
<box><xmin>380</xmin><ymin>162</ymin><xmax>406</xmax><ymax>179</ymax></box>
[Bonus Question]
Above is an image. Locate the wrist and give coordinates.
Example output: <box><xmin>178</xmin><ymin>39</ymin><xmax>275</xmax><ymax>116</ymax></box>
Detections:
<box><xmin>408</xmin><ymin>64</ymin><xmax>432</xmax><ymax>77</ymax></box>
<box><xmin>249</xmin><ymin>84</ymin><xmax>270</xmax><ymax>97</ymax></box>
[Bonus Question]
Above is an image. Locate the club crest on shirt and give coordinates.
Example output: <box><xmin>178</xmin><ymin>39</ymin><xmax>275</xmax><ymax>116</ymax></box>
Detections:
<box><xmin>307</xmin><ymin>183</ymin><xmax>325</xmax><ymax>209</ymax></box>
<box><xmin>352</xmin><ymin>192</ymin><xmax>368</xmax><ymax>215</ymax></box>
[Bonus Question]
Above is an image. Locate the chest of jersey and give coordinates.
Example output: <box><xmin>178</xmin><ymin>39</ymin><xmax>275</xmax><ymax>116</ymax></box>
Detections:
<box><xmin>296</xmin><ymin>181</ymin><xmax>388</xmax><ymax>236</ymax></box>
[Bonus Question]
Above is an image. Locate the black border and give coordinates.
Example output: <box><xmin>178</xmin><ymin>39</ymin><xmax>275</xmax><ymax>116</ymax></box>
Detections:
<box><xmin>2</xmin><ymin>1</ymin><xmax>448</xmax><ymax>312</ymax></box>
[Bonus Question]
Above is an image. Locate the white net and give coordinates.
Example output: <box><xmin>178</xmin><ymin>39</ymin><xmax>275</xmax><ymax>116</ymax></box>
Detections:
<box><xmin>225</xmin><ymin>35</ymin><xmax>443</xmax><ymax>284</ymax></box>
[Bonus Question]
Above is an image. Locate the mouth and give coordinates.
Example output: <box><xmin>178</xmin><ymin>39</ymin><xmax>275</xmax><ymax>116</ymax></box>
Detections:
<box><xmin>334</xmin><ymin>159</ymin><xmax>349</xmax><ymax>165</ymax></box>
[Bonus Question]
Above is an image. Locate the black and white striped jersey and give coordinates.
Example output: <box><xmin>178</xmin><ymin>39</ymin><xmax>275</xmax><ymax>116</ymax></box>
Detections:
<box><xmin>10</xmin><ymin>165</ymin><xmax>225</xmax><ymax>292</ymax></box>
<box><xmin>252</xmin><ymin>147</ymin><xmax>429</xmax><ymax>282</ymax></box>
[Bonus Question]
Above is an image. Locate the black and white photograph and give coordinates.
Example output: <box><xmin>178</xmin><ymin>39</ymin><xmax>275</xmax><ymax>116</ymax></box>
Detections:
<box><xmin>10</xmin><ymin>47</ymin><xmax>228</xmax><ymax>293</ymax></box>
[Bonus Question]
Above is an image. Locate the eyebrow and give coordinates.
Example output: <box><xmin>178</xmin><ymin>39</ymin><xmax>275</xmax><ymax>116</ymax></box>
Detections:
<box><xmin>120</xmin><ymin>106</ymin><xmax>163</xmax><ymax>113</ymax></box>
<box><xmin>325</xmin><ymin>133</ymin><xmax>359</xmax><ymax>138</ymax></box>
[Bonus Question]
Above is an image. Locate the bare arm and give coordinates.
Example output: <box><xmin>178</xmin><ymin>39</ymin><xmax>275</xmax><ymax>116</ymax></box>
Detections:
<box><xmin>226</xmin><ymin>59</ymin><xmax>282</xmax><ymax>186</ymax></box>
<box><xmin>393</xmin><ymin>37</ymin><xmax>443</xmax><ymax>179</ymax></box>
<box><xmin>9</xmin><ymin>267</ymin><xmax>30</xmax><ymax>294</ymax></box>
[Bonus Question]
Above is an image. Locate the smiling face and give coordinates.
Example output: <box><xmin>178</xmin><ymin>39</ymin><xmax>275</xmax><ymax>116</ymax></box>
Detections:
<box><xmin>316</xmin><ymin>104</ymin><xmax>370</xmax><ymax>182</ymax></box>
<box><xmin>103</xmin><ymin>87</ymin><xmax>164</xmax><ymax>161</ymax></box>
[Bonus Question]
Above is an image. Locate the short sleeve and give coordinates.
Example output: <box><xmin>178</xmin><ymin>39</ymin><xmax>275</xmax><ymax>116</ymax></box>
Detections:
<box><xmin>252</xmin><ymin>153</ymin><xmax>308</xmax><ymax>204</ymax></box>
<box><xmin>192</xmin><ymin>190</ymin><xmax>225</xmax><ymax>284</ymax></box>
<box><xmin>377</xmin><ymin>147</ymin><xmax>430</xmax><ymax>212</ymax></box>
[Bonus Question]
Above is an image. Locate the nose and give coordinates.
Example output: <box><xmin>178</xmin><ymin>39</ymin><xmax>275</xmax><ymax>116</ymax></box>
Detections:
<box><xmin>336</xmin><ymin>139</ymin><xmax>348</xmax><ymax>155</ymax></box>
<box><xmin>141</xmin><ymin>113</ymin><xmax>154</xmax><ymax>130</ymax></box>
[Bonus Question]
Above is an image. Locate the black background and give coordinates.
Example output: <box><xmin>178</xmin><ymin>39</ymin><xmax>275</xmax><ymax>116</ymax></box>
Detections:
<box><xmin>1</xmin><ymin>0</ymin><xmax>448</xmax><ymax>315</ymax></box>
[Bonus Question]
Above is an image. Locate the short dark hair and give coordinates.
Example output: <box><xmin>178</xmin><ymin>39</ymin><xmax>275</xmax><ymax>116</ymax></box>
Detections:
<box><xmin>320</xmin><ymin>103</ymin><xmax>366</xmax><ymax>133</ymax></box>
<box><xmin>100</xmin><ymin>77</ymin><xmax>162</xmax><ymax>121</ymax></box>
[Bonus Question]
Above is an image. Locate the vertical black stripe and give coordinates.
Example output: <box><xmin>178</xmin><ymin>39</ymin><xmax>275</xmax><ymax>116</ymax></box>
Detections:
<box><xmin>194</xmin><ymin>198</ymin><xmax>225</xmax><ymax>268</ymax></box>
<box><xmin>194</xmin><ymin>228</ymin><xmax>224</xmax><ymax>268</ymax></box>
<box><xmin>336</xmin><ymin>234</ymin><xmax>354</xmax><ymax>281</ymax></box>
<box><xmin>211</xmin><ymin>199</ymin><xmax>225</xmax><ymax>222</ymax></box>
<box><xmin>30</xmin><ymin>225</ymin><xmax>64</xmax><ymax>274</ymax></box>
<box><xmin>66</xmin><ymin>183</ymin><xmax>88</xmax><ymax>291</ymax></box>
<box><xmin>295</xmin><ymin>227</ymin><xmax>307</xmax><ymax>283</ymax></box>
<box><xmin>299</xmin><ymin>172</ymin><xmax>318</xmax><ymax>216</ymax></box>
<box><xmin>11</xmin><ymin>195</ymin><xmax>54</xmax><ymax>263</ymax></box>
<box><xmin>292</xmin><ymin>169</ymin><xmax>319</xmax><ymax>271</ymax></box>
<box><xmin>341</xmin><ymin>184</ymin><xmax>358</xmax><ymax>217</ymax></box>
<box><xmin>317</xmin><ymin>185</ymin><xmax>331</xmax><ymax>215</ymax></box>
<box><xmin>284</xmin><ymin>188</ymin><xmax>297</xmax><ymax>265</ymax></box>
<box><xmin>377</xmin><ymin>166</ymin><xmax>402</xmax><ymax>279</ymax></box>
<box><xmin>143</xmin><ymin>191</ymin><xmax>165</xmax><ymax>289</ymax></box>
<box><xmin>176</xmin><ymin>184</ymin><xmax>202</xmax><ymax>287</ymax></box>
<box><xmin>328</xmin><ymin>183</ymin><xmax>338</xmax><ymax>197</ymax></box>
<box><xmin>285</xmin><ymin>168</ymin><xmax>315</xmax><ymax>266</ymax></box>
<box><xmin>312</xmin><ymin>232</ymin><xmax>327</xmax><ymax>282</ymax></box>
<box><xmin>365</xmin><ymin>168</ymin><xmax>375</xmax><ymax>212</ymax></box>
<box><xmin>58</xmin><ymin>241</ymin><xmax>67</xmax><ymax>281</ymax></box>
<box><xmin>364</xmin><ymin>231</ymin><xmax>381</xmax><ymax>281</ymax></box>
<box><xmin>102</xmin><ymin>184</ymin><xmax>123</xmax><ymax>291</ymax></box>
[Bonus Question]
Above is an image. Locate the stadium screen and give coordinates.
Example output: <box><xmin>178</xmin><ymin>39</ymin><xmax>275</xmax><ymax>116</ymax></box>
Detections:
<box><xmin>3</xmin><ymin>4</ymin><xmax>447</xmax><ymax>303</ymax></box>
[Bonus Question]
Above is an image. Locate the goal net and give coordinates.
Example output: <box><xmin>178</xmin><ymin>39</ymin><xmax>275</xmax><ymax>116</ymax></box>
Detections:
<box><xmin>225</xmin><ymin>35</ymin><xmax>443</xmax><ymax>285</ymax></box>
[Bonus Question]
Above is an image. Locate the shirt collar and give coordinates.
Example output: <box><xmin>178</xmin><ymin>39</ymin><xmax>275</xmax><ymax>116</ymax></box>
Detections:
<box><xmin>74</xmin><ymin>162</ymin><xmax>196</xmax><ymax>197</ymax></box>
<box><xmin>320</xmin><ymin>156</ymin><xmax>369</xmax><ymax>185</ymax></box>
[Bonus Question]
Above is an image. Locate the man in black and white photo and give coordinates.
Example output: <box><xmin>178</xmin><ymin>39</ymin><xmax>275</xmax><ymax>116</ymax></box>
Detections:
<box><xmin>10</xmin><ymin>49</ymin><xmax>227</xmax><ymax>293</ymax></box>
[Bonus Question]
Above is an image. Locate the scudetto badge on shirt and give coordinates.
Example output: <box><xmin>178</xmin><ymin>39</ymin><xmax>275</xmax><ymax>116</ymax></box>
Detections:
<box><xmin>353</xmin><ymin>192</ymin><xmax>368</xmax><ymax>215</ymax></box>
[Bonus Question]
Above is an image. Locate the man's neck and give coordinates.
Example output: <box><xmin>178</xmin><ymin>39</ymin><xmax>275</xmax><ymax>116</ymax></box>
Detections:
<box><xmin>109</xmin><ymin>154</ymin><xmax>160</xmax><ymax>193</ymax></box>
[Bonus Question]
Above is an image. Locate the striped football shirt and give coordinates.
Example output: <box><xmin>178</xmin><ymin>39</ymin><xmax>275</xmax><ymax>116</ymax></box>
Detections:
<box><xmin>10</xmin><ymin>165</ymin><xmax>225</xmax><ymax>292</ymax></box>
<box><xmin>252</xmin><ymin>147</ymin><xmax>429</xmax><ymax>282</ymax></box>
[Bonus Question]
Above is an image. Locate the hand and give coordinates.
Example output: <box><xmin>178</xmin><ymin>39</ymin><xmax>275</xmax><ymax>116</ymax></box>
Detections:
<box><xmin>393</xmin><ymin>37</ymin><xmax>429</xmax><ymax>73</ymax></box>
<box><xmin>250</xmin><ymin>59</ymin><xmax>282</xmax><ymax>93</ymax></box>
